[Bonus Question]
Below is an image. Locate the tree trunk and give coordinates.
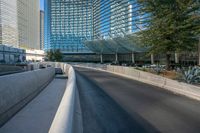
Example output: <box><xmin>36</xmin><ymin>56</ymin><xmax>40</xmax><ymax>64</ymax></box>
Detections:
<box><xmin>166</xmin><ymin>54</ymin><xmax>171</xmax><ymax>70</ymax></box>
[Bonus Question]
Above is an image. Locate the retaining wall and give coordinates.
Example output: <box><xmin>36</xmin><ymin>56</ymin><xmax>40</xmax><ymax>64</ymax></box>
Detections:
<box><xmin>0</xmin><ymin>67</ymin><xmax>55</xmax><ymax>126</ymax></box>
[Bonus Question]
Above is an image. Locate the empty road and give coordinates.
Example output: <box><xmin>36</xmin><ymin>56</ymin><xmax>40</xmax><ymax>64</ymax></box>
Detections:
<box><xmin>75</xmin><ymin>67</ymin><xmax>200</xmax><ymax>133</ymax></box>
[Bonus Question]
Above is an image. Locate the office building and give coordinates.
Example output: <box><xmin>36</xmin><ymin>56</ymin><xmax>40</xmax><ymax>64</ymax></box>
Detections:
<box><xmin>93</xmin><ymin>0</ymin><xmax>134</xmax><ymax>39</ymax></box>
<box><xmin>17</xmin><ymin>0</ymin><xmax>40</xmax><ymax>49</ymax></box>
<box><xmin>40</xmin><ymin>10</ymin><xmax>44</xmax><ymax>50</ymax></box>
<box><xmin>0</xmin><ymin>0</ymin><xmax>19</xmax><ymax>47</ymax></box>
<box><xmin>0</xmin><ymin>0</ymin><xmax>40</xmax><ymax>49</ymax></box>
<box><xmin>44</xmin><ymin>0</ymin><xmax>93</xmax><ymax>53</ymax></box>
<box><xmin>0</xmin><ymin>0</ymin><xmax>41</xmax><ymax>63</ymax></box>
<box><xmin>44</xmin><ymin>0</ymin><xmax>141</xmax><ymax>53</ymax></box>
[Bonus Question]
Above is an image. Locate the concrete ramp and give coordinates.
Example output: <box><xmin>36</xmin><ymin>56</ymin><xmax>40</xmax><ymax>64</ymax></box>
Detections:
<box><xmin>0</xmin><ymin>78</ymin><xmax>67</xmax><ymax>133</ymax></box>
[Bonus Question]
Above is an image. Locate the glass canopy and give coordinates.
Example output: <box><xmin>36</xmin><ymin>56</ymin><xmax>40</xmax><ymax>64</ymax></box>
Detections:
<box><xmin>84</xmin><ymin>34</ymin><xmax>146</xmax><ymax>54</ymax></box>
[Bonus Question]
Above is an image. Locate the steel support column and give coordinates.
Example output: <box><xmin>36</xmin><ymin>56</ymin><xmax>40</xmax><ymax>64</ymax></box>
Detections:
<box><xmin>100</xmin><ymin>54</ymin><xmax>103</xmax><ymax>63</ymax></box>
<box><xmin>151</xmin><ymin>54</ymin><xmax>154</xmax><ymax>64</ymax></box>
<box><xmin>132</xmin><ymin>52</ymin><xmax>135</xmax><ymax>64</ymax></box>
<box><xmin>115</xmin><ymin>53</ymin><xmax>118</xmax><ymax>63</ymax></box>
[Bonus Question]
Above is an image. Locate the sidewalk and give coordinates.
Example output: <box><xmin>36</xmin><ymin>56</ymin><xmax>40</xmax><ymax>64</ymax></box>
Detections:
<box><xmin>0</xmin><ymin>78</ymin><xmax>67</xmax><ymax>133</ymax></box>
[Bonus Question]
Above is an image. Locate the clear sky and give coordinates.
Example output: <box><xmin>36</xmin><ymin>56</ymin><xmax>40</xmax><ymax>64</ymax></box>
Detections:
<box><xmin>40</xmin><ymin>0</ymin><xmax>44</xmax><ymax>11</ymax></box>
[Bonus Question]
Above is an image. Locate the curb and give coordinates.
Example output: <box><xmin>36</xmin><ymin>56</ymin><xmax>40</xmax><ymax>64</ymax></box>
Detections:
<box><xmin>74</xmin><ymin>65</ymin><xmax>200</xmax><ymax>101</ymax></box>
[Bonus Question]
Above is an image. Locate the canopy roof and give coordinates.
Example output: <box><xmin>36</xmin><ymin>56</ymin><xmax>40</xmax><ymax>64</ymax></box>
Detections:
<box><xmin>84</xmin><ymin>34</ymin><xmax>147</xmax><ymax>54</ymax></box>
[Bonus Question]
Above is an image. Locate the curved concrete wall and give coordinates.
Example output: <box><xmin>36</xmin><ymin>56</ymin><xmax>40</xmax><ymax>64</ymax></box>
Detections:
<box><xmin>49</xmin><ymin>65</ymin><xmax>82</xmax><ymax>133</ymax></box>
<box><xmin>47</xmin><ymin>63</ymin><xmax>82</xmax><ymax>133</ymax></box>
<box><xmin>21</xmin><ymin>62</ymin><xmax>82</xmax><ymax>133</ymax></box>
<box><xmin>49</xmin><ymin>66</ymin><xmax>75</xmax><ymax>133</ymax></box>
<box><xmin>0</xmin><ymin>67</ymin><xmax>55</xmax><ymax>126</ymax></box>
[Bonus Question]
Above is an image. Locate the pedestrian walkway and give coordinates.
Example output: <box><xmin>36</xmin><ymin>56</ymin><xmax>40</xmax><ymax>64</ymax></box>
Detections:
<box><xmin>0</xmin><ymin>78</ymin><xmax>67</xmax><ymax>133</ymax></box>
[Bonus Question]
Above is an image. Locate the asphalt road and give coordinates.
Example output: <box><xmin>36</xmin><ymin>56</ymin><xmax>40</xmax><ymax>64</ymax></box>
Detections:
<box><xmin>75</xmin><ymin>67</ymin><xmax>200</xmax><ymax>133</ymax></box>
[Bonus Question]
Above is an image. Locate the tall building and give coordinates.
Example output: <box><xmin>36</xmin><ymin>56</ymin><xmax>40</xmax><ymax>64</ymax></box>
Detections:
<box><xmin>0</xmin><ymin>0</ymin><xmax>19</xmax><ymax>47</ymax></box>
<box><xmin>40</xmin><ymin>10</ymin><xmax>44</xmax><ymax>50</ymax></box>
<box><xmin>0</xmin><ymin>0</ymin><xmax>40</xmax><ymax>50</ymax></box>
<box><xmin>17</xmin><ymin>0</ymin><xmax>40</xmax><ymax>49</ymax></box>
<box><xmin>44</xmin><ymin>0</ymin><xmax>93</xmax><ymax>53</ymax></box>
<box><xmin>93</xmin><ymin>0</ymin><xmax>133</xmax><ymax>39</ymax></box>
<box><xmin>44</xmin><ymin>0</ymin><xmax>141</xmax><ymax>53</ymax></box>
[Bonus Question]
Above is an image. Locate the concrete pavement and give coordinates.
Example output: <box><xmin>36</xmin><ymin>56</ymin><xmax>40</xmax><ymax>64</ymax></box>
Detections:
<box><xmin>75</xmin><ymin>67</ymin><xmax>200</xmax><ymax>133</ymax></box>
<box><xmin>0</xmin><ymin>78</ymin><xmax>67</xmax><ymax>133</ymax></box>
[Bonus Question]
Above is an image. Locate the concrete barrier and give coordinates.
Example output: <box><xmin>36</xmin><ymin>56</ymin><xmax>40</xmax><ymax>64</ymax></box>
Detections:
<box><xmin>49</xmin><ymin>65</ymin><xmax>82</xmax><ymax>133</ymax></box>
<box><xmin>0</xmin><ymin>67</ymin><xmax>55</xmax><ymax>127</ymax></box>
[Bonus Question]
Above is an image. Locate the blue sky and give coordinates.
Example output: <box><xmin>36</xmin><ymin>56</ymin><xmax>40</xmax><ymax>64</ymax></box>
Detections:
<box><xmin>40</xmin><ymin>0</ymin><xmax>44</xmax><ymax>10</ymax></box>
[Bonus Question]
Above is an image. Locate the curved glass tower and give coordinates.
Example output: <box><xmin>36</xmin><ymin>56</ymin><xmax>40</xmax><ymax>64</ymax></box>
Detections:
<box><xmin>44</xmin><ymin>0</ymin><xmax>143</xmax><ymax>54</ymax></box>
<box><xmin>44</xmin><ymin>0</ymin><xmax>93</xmax><ymax>53</ymax></box>
<box><xmin>93</xmin><ymin>0</ymin><xmax>143</xmax><ymax>39</ymax></box>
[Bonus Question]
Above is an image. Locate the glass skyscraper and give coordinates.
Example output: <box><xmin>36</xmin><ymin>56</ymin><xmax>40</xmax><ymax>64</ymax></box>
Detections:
<box><xmin>0</xmin><ymin>0</ymin><xmax>18</xmax><ymax>47</ymax></box>
<box><xmin>93</xmin><ymin>0</ymin><xmax>134</xmax><ymax>39</ymax></box>
<box><xmin>45</xmin><ymin>0</ymin><xmax>143</xmax><ymax>53</ymax></box>
<box><xmin>40</xmin><ymin>10</ymin><xmax>44</xmax><ymax>50</ymax></box>
<box><xmin>17</xmin><ymin>0</ymin><xmax>40</xmax><ymax>50</ymax></box>
<box><xmin>0</xmin><ymin>0</ymin><xmax>40</xmax><ymax>50</ymax></box>
<box><xmin>45</xmin><ymin>0</ymin><xmax>93</xmax><ymax>53</ymax></box>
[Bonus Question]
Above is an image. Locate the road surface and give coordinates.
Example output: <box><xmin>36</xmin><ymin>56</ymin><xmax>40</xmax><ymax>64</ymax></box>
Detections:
<box><xmin>75</xmin><ymin>67</ymin><xmax>200</xmax><ymax>133</ymax></box>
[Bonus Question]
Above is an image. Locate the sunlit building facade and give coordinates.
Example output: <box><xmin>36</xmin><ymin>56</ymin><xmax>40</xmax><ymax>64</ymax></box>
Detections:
<box><xmin>40</xmin><ymin>10</ymin><xmax>44</xmax><ymax>50</ymax></box>
<box><xmin>17</xmin><ymin>0</ymin><xmax>40</xmax><ymax>49</ymax></box>
<box><xmin>0</xmin><ymin>0</ymin><xmax>40</xmax><ymax>50</ymax></box>
<box><xmin>0</xmin><ymin>0</ymin><xmax>19</xmax><ymax>47</ymax></box>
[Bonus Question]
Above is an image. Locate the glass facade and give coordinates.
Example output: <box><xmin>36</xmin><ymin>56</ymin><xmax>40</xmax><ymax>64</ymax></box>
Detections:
<box><xmin>45</xmin><ymin>0</ymin><xmax>93</xmax><ymax>53</ymax></box>
<box><xmin>45</xmin><ymin>0</ymin><xmax>144</xmax><ymax>53</ymax></box>
<box><xmin>0</xmin><ymin>0</ymin><xmax>40</xmax><ymax>50</ymax></box>
<box><xmin>40</xmin><ymin>11</ymin><xmax>44</xmax><ymax>50</ymax></box>
<box><xmin>129</xmin><ymin>0</ymin><xmax>147</xmax><ymax>32</ymax></box>
<box><xmin>17</xmin><ymin>0</ymin><xmax>40</xmax><ymax>50</ymax></box>
<box><xmin>93</xmin><ymin>0</ymin><xmax>145</xmax><ymax>39</ymax></box>
<box><xmin>93</xmin><ymin>0</ymin><xmax>132</xmax><ymax>39</ymax></box>
<box><xmin>0</xmin><ymin>0</ymin><xmax>18</xmax><ymax>47</ymax></box>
